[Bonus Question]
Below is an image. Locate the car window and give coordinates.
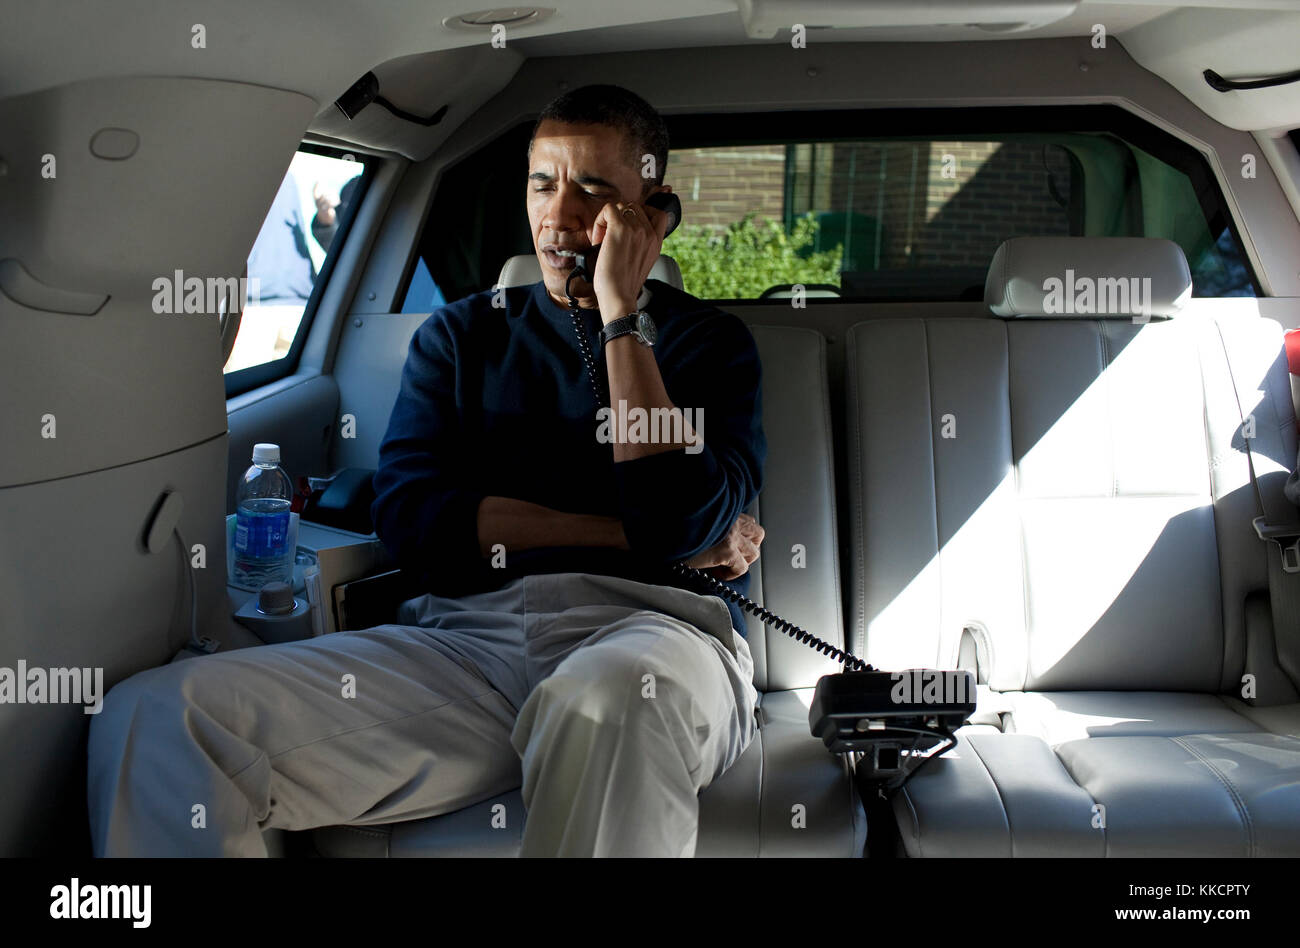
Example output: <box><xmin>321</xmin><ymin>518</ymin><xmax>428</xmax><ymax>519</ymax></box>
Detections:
<box><xmin>224</xmin><ymin>147</ymin><xmax>368</xmax><ymax>376</ymax></box>
<box><xmin>664</xmin><ymin>133</ymin><xmax>1254</xmax><ymax>301</ymax></box>
<box><xmin>397</xmin><ymin>107</ymin><xmax>1257</xmax><ymax>308</ymax></box>
<box><xmin>401</xmin><ymin>122</ymin><xmax>534</xmax><ymax>311</ymax></box>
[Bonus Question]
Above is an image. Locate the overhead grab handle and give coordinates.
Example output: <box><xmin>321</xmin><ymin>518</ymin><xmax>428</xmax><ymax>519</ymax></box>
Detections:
<box><xmin>1204</xmin><ymin>67</ymin><xmax>1300</xmax><ymax>93</ymax></box>
<box><xmin>334</xmin><ymin>71</ymin><xmax>449</xmax><ymax>128</ymax></box>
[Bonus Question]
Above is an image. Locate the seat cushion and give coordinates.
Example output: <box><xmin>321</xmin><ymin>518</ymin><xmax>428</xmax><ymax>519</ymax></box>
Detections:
<box><xmin>894</xmin><ymin>697</ymin><xmax>1300</xmax><ymax>857</ymax></box>
<box><xmin>1055</xmin><ymin>731</ymin><xmax>1300</xmax><ymax>856</ymax></box>
<box><xmin>893</xmin><ymin>731</ymin><xmax>1106</xmax><ymax>858</ymax></box>
<box><xmin>1006</xmin><ymin>691</ymin><xmax>1263</xmax><ymax>745</ymax></box>
<box><xmin>311</xmin><ymin>689</ymin><xmax>864</xmax><ymax>857</ymax></box>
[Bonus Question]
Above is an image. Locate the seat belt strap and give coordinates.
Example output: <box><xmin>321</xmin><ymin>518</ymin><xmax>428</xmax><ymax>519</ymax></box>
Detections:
<box><xmin>1213</xmin><ymin>317</ymin><xmax>1300</xmax><ymax>657</ymax></box>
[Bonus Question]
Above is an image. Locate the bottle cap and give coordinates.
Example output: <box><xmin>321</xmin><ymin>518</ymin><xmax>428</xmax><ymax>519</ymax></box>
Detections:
<box><xmin>252</xmin><ymin>443</ymin><xmax>281</xmax><ymax>464</ymax></box>
<box><xmin>257</xmin><ymin>582</ymin><xmax>296</xmax><ymax>616</ymax></box>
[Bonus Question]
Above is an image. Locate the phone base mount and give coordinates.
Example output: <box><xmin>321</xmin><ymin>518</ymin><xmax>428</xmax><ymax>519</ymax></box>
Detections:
<box><xmin>809</xmin><ymin>670</ymin><xmax>976</xmax><ymax>793</ymax></box>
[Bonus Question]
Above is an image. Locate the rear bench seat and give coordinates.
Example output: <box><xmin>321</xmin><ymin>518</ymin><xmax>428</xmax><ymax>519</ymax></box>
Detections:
<box><xmin>311</xmin><ymin>255</ymin><xmax>864</xmax><ymax>856</ymax></box>
<box><xmin>848</xmin><ymin>237</ymin><xmax>1300</xmax><ymax>856</ymax></box>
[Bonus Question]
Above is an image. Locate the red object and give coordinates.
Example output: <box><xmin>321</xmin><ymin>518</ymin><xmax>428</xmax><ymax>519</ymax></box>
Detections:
<box><xmin>1286</xmin><ymin>329</ymin><xmax>1300</xmax><ymax>376</ymax></box>
<box><xmin>290</xmin><ymin>475</ymin><xmax>312</xmax><ymax>514</ymax></box>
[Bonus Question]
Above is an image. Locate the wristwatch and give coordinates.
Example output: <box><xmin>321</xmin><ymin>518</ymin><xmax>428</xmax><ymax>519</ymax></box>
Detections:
<box><xmin>600</xmin><ymin>311</ymin><xmax>657</xmax><ymax>348</ymax></box>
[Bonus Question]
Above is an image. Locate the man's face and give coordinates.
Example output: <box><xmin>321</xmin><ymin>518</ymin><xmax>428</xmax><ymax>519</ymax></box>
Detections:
<box><xmin>527</xmin><ymin>119</ymin><xmax>654</xmax><ymax>307</ymax></box>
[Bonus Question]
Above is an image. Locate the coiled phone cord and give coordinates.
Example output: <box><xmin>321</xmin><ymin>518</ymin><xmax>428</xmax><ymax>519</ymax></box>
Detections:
<box><xmin>564</xmin><ymin>270</ymin><xmax>873</xmax><ymax>672</ymax></box>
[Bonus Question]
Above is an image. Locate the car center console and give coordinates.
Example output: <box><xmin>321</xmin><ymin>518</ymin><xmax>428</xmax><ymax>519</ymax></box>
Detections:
<box><xmin>226</xmin><ymin>519</ymin><xmax>393</xmax><ymax>644</ymax></box>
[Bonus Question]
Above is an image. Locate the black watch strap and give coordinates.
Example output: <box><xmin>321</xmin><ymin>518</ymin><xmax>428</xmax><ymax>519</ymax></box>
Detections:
<box><xmin>600</xmin><ymin>314</ymin><xmax>641</xmax><ymax>345</ymax></box>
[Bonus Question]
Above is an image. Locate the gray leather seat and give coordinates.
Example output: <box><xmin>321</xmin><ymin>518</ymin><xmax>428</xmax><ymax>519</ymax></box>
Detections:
<box><xmin>848</xmin><ymin>237</ymin><xmax>1300</xmax><ymax>856</ymax></box>
<box><xmin>311</xmin><ymin>253</ymin><xmax>865</xmax><ymax>856</ymax></box>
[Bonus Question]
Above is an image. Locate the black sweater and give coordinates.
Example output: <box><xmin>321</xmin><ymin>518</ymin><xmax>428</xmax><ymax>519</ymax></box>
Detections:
<box><xmin>371</xmin><ymin>278</ymin><xmax>766</xmax><ymax>636</ymax></box>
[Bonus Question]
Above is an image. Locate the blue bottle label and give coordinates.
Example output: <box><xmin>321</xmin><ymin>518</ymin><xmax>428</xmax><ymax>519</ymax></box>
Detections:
<box><xmin>235</xmin><ymin>509</ymin><xmax>291</xmax><ymax>560</ymax></box>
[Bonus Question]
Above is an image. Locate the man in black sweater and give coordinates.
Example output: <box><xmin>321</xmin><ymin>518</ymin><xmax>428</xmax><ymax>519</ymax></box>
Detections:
<box><xmin>371</xmin><ymin>90</ymin><xmax>766</xmax><ymax>635</ymax></box>
<box><xmin>369</xmin><ymin>84</ymin><xmax>768</xmax><ymax>855</ymax></box>
<box><xmin>88</xmin><ymin>85</ymin><xmax>765</xmax><ymax>858</ymax></box>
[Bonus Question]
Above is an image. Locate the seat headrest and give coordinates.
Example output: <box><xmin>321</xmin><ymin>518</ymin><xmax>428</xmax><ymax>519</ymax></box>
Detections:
<box><xmin>496</xmin><ymin>253</ymin><xmax>685</xmax><ymax>292</ymax></box>
<box><xmin>985</xmin><ymin>237</ymin><xmax>1192</xmax><ymax>319</ymax></box>
<box><xmin>497</xmin><ymin>255</ymin><xmax>544</xmax><ymax>289</ymax></box>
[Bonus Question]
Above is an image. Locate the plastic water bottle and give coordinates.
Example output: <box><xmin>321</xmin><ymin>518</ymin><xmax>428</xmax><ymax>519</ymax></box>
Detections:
<box><xmin>233</xmin><ymin>443</ymin><xmax>294</xmax><ymax>588</ymax></box>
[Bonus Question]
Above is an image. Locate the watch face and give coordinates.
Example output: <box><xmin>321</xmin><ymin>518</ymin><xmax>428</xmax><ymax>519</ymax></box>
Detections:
<box><xmin>637</xmin><ymin>312</ymin><xmax>657</xmax><ymax>345</ymax></box>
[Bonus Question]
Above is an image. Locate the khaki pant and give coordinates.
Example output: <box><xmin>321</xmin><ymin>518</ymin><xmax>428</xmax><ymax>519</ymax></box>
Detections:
<box><xmin>88</xmin><ymin>572</ymin><xmax>758</xmax><ymax>857</ymax></box>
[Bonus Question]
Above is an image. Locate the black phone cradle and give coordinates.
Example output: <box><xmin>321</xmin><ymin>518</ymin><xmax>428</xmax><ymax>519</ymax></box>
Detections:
<box><xmin>808</xmin><ymin>670</ymin><xmax>975</xmax><ymax>792</ymax></box>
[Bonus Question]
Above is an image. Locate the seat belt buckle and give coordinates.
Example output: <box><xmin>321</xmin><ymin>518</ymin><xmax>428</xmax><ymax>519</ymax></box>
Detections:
<box><xmin>1252</xmin><ymin>517</ymin><xmax>1300</xmax><ymax>573</ymax></box>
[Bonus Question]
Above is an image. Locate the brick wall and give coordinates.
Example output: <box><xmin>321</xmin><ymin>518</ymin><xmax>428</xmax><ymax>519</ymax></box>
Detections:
<box><xmin>665</xmin><ymin>146</ymin><xmax>786</xmax><ymax>232</ymax></box>
<box><xmin>915</xmin><ymin>141</ymin><xmax>1072</xmax><ymax>267</ymax></box>
<box><xmin>665</xmin><ymin>139</ymin><xmax>1073</xmax><ymax>271</ymax></box>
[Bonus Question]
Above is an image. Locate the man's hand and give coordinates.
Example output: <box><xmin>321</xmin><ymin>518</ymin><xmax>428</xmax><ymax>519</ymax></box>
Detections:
<box><xmin>590</xmin><ymin>187</ymin><xmax>673</xmax><ymax>323</ymax></box>
<box><xmin>313</xmin><ymin>181</ymin><xmax>339</xmax><ymax>226</ymax></box>
<box><xmin>684</xmin><ymin>513</ymin><xmax>765</xmax><ymax>580</ymax></box>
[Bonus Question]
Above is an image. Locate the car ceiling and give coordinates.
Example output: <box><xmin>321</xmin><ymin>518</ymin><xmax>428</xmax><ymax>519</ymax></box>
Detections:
<box><xmin>2</xmin><ymin>0</ymin><xmax>1299</xmax><ymax>153</ymax></box>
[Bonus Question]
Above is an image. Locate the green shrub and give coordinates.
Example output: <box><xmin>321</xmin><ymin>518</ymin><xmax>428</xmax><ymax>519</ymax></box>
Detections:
<box><xmin>662</xmin><ymin>213</ymin><xmax>842</xmax><ymax>299</ymax></box>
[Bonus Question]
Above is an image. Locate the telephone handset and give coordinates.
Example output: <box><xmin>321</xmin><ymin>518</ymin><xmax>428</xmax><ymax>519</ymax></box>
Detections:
<box><xmin>561</xmin><ymin>190</ymin><xmax>870</xmax><ymax>672</ymax></box>
<box><xmin>562</xmin><ymin>190</ymin><xmax>682</xmax><ymax>297</ymax></box>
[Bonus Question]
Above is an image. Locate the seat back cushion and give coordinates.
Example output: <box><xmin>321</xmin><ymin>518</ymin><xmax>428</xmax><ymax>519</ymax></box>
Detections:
<box><xmin>748</xmin><ymin>325</ymin><xmax>845</xmax><ymax>691</ymax></box>
<box><xmin>849</xmin><ymin>315</ymin><xmax>1236</xmax><ymax>692</ymax></box>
